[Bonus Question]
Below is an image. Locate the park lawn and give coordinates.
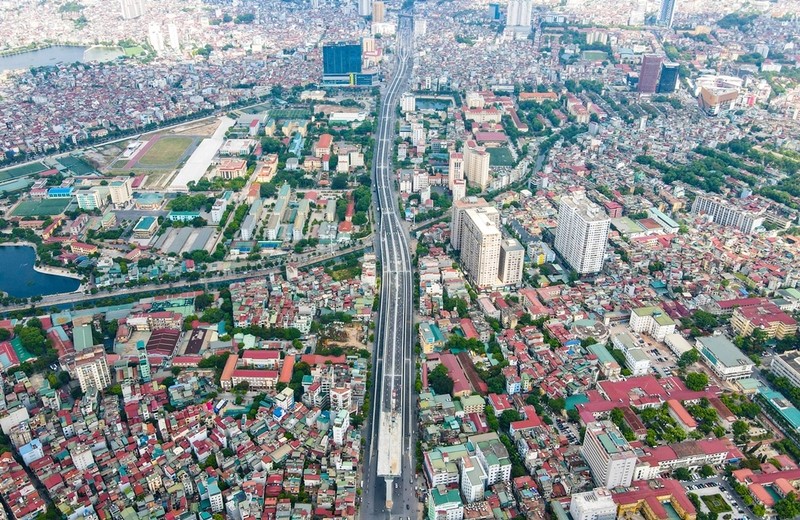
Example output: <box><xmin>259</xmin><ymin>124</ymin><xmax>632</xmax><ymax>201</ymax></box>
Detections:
<box><xmin>487</xmin><ymin>147</ymin><xmax>515</xmax><ymax>167</ymax></box>
<box><xmin>701</xmin><ymin>494</ymin><xmax>732</xmax><ymax>514</ymax></box>
<box><xmin>136</xmin><ymin>137</ymin><xmax>195</xmax><ymax>167</ymax></box>
<box><xmin>123</xmin><ymin>46</ymin><xmax>146</xmax><ymax>57</ymax></box>
<box><xmin>12</xmin><ymin>198</ymin><xmax>71</xmax><ymax>217</ymax></box>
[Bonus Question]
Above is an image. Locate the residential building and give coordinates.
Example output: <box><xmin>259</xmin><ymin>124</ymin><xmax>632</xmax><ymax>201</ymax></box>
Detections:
<box><xmin>74</xmin><ymin>346</ymin><xmax>112</xmax><ymax>393</ymax></box>
<box><xmin>582</xmin><ymin>421</ymin><xmax>638</xmax><ymax>488</ymax></box>
<box><xmin>460</xmin><ymin>456</ymin><xmax>487</xmax><ymax>503</ymax></box>
<box><xmin>471</xmin><ymin>432</ymin><xmax>512</xmax><ymax>485</ymax></box>
<box><xmin>448</xmin><ymin>152</ymin><xmax>464</xmax><ymax>190</ymax></box>
<box><xmin>461</xmin><ymin>207</ymin><xmax>502</xmax><ymax>289</ymax></box>
<box><xmin>75</xmin><ymin>188</ymin><xmax>105</xmax><ymax>210</ymax></box>
<box><xmin>373</xmin><ymin>0</ymin><xmax>385</xmax><ymax>22</ymax></box>
<box><xmin>133</xmin><ymin>216</ymin><xmax>158</xmax><ymax>239</ymax></box>
<box><xmin>120</xmin><ymin>0</ymin><xmax>144</xmax><ymax>19</ymax></box>
<box><xmin>612</xmin><ymin>332</ymin><xmax>650</xmax><ymax>376</ymax></box>
<box><xmin>696</xmin><ymin>335</ymin><xmax>754</xmax><ymax>381</ymax></box>
<box><xmin>428</xmin><ymin>486</ymin><xmax>463</xmax><ymax>520</ymax></box>
<box><xmin>554</xmin><ymin>192</ymin><xmax>610</xmax><ymax>275</ymax></box>
<box><xmin>691</xmin><ymin>195</ymin><xmax>765</xmax><ymax>234</ymax></box>
<box><xmin>569</xmin><ymin>488</ymin><xmax>617</xmax><ymax>520</ymax></box>
<box><xmin>464</xmin><ymin>142</ymin><xmax>490</xmax><ymax>190</ymax></box>
<box><xmin>332</xmin><ymin>409</ymin><xmax>350</xmax><ymax>445</ymax></box>
<box><xmin>498</xmin><ymin>238</ymin><xmax>525</xmax><ymax>286</ymax></box>
<box><xmin>450</xmin><ymin>196</ymin><xmax>490</xmax><ymax>250</ymax></box>
<box><xmin>506</xmin><ymin>0</ymin><xmax>532</xmax><ymax>27</ymax></box>
<box><xmin>770</xmin><ymin>351</ymin><xmax>800</xmax><ymax>389</ymax></box>
<box><xmin>629</xmin><ymin>306</ymin><xmax>676</xmax><ymax>342</ymax></box>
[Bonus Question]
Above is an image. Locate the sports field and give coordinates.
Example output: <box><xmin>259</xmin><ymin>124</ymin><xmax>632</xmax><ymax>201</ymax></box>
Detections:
<box><xmin>135</xmin><ymin>136</ymin><xmax>197</xmax><ymax>169</ymax></box>
<box><xmin>270</xmin><ymin>108</ymin><xmax>311</xmax><ymax>119</ymax></box>
<box><xmin>12</xmin><ymin>198</ymin><xmax>71</xmax><ymax>217</ymax></box>
<box><xmin>487</xmin><ymin>147</ymin><xmax>515</xmax><ymax>167</ymax></box>
<box><xmin>57</xmin><ymin>155</ymin><xmax>96</xmax><ymax>175</ymax></box>
<box><xmin>0</xmin><ymin>162</ymin><xmax>48</xmax><ymax>182</ymax></box>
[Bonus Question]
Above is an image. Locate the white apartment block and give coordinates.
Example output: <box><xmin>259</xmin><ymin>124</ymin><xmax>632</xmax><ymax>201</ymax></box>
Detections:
<box><xmin>554</xmin><ymin>192</ymin><xmax>610</xmax><ymax>274</ymax></box>
<box><xmin>629</xmin><ymin>306</ymin><xmax>677</xmax><ymax>342</ymax></box>
<box><xmin>461</xmin><ymin>207</ymin><xmax>502</xmax><ymax>290</ymax></box>
<box><xmin>449</xmin><ymin>152</ymin><xmax>464</xmax><ymax>190</ymax></box>
<box><xmin>74</xmin><ymin>346</ymin><xmax>111</xmax><ymax>393</ymax></box>
<box><xmin>498</xmin><ymin>238</ymin><xmax>525</xmax><ymax>286</ymax></box>
<box><xmin>691</xmin><ymin>195</ymin><xmax>765</xmax><ymax>234</ymax></box>
<box><xmin>471</xmin><ymin>433</ymin><xmax>512</xmax><ymax>485</ymax></box>
<box><xmin>460</xmin><ymin>456</ymin><xmax>487</xmax><ymax>503</ymax></box>
<box><xmin>771</xmin><ymin>351</ymin><xmax>800</xmax><ymax>389</ymax></box>
<box><xmin>582</xmin><ymin>421</ymin><xmax>638</xmax><ymax>488</ymax></box>
<box><xmin>506</xmin><ymin>0</ymin><xmax>533</xmax><ymax>27</ymax></box>
<box><xmin>450</xmin><ymin>197</ymin><xmax>493</xmax><ymax>250</ymax></box>
<box><xmin>464</xmin><ymin>142</ymin><xmax>490</xmax><ymax>190</ymax></box>
<box><xmin>332</xmin><ymin>409</ymin><xmax>350</xmax><ymax>445</ymax></box>
<box><xmin>611</xmin><ymin>332</ymin><xmax>650</xmax><ymax>376</ymax></box>
<box><xmin>452</xmin><ymin>179</ymin><xmax>466</xmax><ymax>204</ymax></box>
<box><xmin>569</xmin><ymin>488</ymin><xmax>617</xmax><ymax>520</ymax></box>
<box><xmin>109</xmin><ymin>178</ymin><xmax>133</xmax><ymax>206</ymax></box>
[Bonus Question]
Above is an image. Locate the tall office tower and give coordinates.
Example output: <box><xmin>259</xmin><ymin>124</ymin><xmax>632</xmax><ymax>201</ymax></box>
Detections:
<box><xmin>372</xmin><ymin>0</ymin><xmax>385</xmax><ymax>23</ymax></box>
<box><xmin>657</xmin><ymin>62</ymin><xmax>679</xmax><ymax>93</ymax></box>
<box><xmin>322</xmin><ymin>42</ymin><xmax>365</xmax><ymax>85</ymax></box>
<box><xmin>358</xmin><ymin>0</ymin><xmax>371</xmax><ymax>17</ymax></box>
<box><xmin>637</xmin><ymin>54</ymin><xmax>664</xmax><ymax>94</ymax></box>
<box><xmin>658</xmin><ymin>0</ymin><xmax>676</xmax><ymax>28</ymax></box>
<box><xmin>581</xmin><ymin>421</ymin><xmax>638</xmax><ymax>489</ymax></box>
<box><xmin>120</xmin><ymin>0</ymin><xmax>144</xmax><ymax>19</ymax></box>
<box><xmin>401</xmin><ymin>92</ymin><xmax>416</xmax><ymax>113</ymax></box>
<box><xmin>452</xmin><ymin>179</ymin><xmax>466</xmax><ymax>204</ymax></box>
<box><xmin>451</xmin><ymin>196</ymin><xmax>491</xmax><ymax>250</ymax></box>
<box><xmin>362</xmin><ymin>37</ymin><xmax>376</xmax><ymax>53</ymax></box>
<box><xmin>148</xmin><ymin>24</ymin><xmax>166</xmax><ymax>54</ymax></box>
<box><xmin>74</xmin><ymin>346</ymin><xmax>112</xmax><ymax>393</ymax></box>
<box><xmin>167</xmin><ymin>24</ymin><xmax>180</xmax><ymax>51</ymax></box>
<box><xmin>448</xmin><ymin>152</ymin><xmax>464</xmax><ymax>190</ymax></box>
<box><xmin>464</xmin><ymin>142</ymin><xmax>490</xmax><ymax>190</ymax></box>
<box><xmin>498</xmin><ymin>238</ymin><xmax>525</xmax><ymax>286</ymax></box>
<box><xmin>554</xmin><ymin>192</ymin><xmax>610</xmax><ymax>275</ymax></box>
<box><xmin>506</xmin><ymin>0</ymin><xmax>532</xmax><ymax>27</ymax></box>
<box><xmin>461</xmin><ymin>207</ymin><xmax>503</xmax><ymax>289</ymax></box>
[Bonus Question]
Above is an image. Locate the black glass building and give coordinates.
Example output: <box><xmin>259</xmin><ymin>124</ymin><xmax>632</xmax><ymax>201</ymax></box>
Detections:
<box><xmin>323</xmin><ymin>43</ymin><xmax>362</xmax><ymax>75</ymax></box>
<box><xmin>657</xmin><ymin>62</ymin><xmax>679</xmax><ymax>94</ymax></box>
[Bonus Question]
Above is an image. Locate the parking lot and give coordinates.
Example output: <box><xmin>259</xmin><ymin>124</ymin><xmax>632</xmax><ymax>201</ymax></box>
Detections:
<box><xmin>683</xmin><ymin>478</ymin><xmax>755</xmax><ymax>520</ymax></box>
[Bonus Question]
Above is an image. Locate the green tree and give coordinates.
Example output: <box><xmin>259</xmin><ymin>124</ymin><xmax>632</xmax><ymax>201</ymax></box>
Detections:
<box><xmin>499</xmin><ymin>409</ymin><xmax>522</xmax><ymax>432</ymax></box>
<box><xmin>775</xmin><ymin>492</ymin><xmax>800</xmax><ymax>519</ymax></box>
<box><xmin>673</xmin><ymin>467</ymin><xmax>692</xmax><ymax>481</ymax></box>
<box><xmin>429</xmin><ymin>364</ymin><xmax>454</xmax><ymax>395</ymax></box>
<box><xmin>684</xmin><ymin>372</ymin><xmax>709</xmax><ymax>391</ymax></box>
<box><xmin>700</xmin><ymin>464</ymin><xmax>715</xmax><ymax>478</ymax></box>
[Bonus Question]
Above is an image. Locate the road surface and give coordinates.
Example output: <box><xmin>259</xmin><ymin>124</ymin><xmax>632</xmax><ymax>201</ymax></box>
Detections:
<box><xmin>361</xmin><ymin>10</ymin><xmax>417</xmax><ymax>520</ymax></box>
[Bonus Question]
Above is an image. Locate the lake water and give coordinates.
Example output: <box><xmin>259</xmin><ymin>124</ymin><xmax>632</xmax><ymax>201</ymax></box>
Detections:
<box><xmin>0</xmin><ymin>246</ymin><xmax>80</xmax><ymax>298</ymax></box>
<box><xmin>0</xmin><ymin>46</ymin><xmax>124</xmax><ymax>72</ymax></box>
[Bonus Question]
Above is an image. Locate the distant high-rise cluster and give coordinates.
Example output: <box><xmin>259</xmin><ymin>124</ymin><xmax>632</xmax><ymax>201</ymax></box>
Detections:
<box><xmin>554</xmin><ymin>192</ymin><xmax>610</xmax><ymax>275</ymax></box>
<box><xmin>659</xmin><ymin>0</ymin><xmax>677</xmax><ymax>27</ymax></box>
<box><xmin>120</xmin><ymin>0</ymin><xmax>144</xmax><ymax>19</ymax></box>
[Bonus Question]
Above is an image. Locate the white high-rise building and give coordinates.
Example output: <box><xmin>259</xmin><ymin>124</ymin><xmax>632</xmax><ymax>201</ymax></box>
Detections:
<box><xmin>658</xmin><ymin>0</ymin><xmax>676</xmax><ymax>27</ymax></box>
<box><xmin>451</xmin><ymin>179</ymin><xmax>466</xmax><ymax>205</ymax></box>
<box><xmin>451</xmin><ymin>196</ymin><xmax>491</xmax><ymax>250</ymax></box>
<box><xmin>120</xmin><ymin>0</ymin><xmax>144</xmax><ymax>19</ymax></box>
<box><xmin>506</xmin><ymin>0</ymin><xmax>532</xmax><ymax>27</ymax></box>
<box><xmin>569</xmin><ymin>488</ymin><xmax>617</xmax><ymax>520</ymax></box>
<box><xmin>148</xmin><ymin>24</ymin><xmax>166</xmax><ymax>54</ymax></box>
<box><xmin>74</xmin><ymin>346</ymin><xmax>112</xmax><ymax>393</ymax></box>
<box><xmin>167</xmin><ymin>23</ymin><xmax>180</xmax><ymax>51</ymax></box>
<box><xmin>554</xmin><ymin>192</ymin><xmax>609</xmax><ymax>275</ymax></box>
<box><xmin>332</xmin><ymin>409</ymin><xmax>350</xmax><ymax>445</ymax></box>
<box><xmin>582</xmin><ymin>421</ymin><xmax>638</xmax><ymax>489</ymax></box>
<box><xmin>109</xmin><ymin>178</ymin><xmax>133</xmax><ymax>206</ymax></box>
<box><xmin>401</xmin><ymin>92</ymin><xmax>416</xmax><ymax>113</ymax></box>
<box><xmin>498</xmin><ymin>238</ymin><xmax>524</xmax><ymax>286</ymax></box>
<box><xmin>461</xmin><ymin>207</ymin><xmax>502</xmax><ymax>289</ymax></box>
<box><xmin>464</xmin><ymin>142</ymin><xmax>490</xmax><ymax>191</ymax></box>
<box><xmin>448</xmin><ymin>152</ymin><xmax>464</xmax><ymax>190</ymax></box>
<box><xmin>358</xmin><ymin>0</ymin><xmax>371</xmax><ymax>17</ymax></box>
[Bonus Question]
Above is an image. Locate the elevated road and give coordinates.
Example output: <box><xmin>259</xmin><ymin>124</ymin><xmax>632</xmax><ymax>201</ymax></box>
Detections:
<box><xmin>362</xmin><ymin>11</ymin><xmax>416</xmax><ymax>519</ymax></box>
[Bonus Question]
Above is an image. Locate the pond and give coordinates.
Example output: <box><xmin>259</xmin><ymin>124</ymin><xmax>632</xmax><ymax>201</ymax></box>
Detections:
<box><xmin>0</xmin><ymin>45</ymin><xmax>124</xmax><ymax>72</ymax></box>
<box><xmin>0</xmin><ymin>246</ymin><xmax>80</xmax><ymax>298</ymax></box>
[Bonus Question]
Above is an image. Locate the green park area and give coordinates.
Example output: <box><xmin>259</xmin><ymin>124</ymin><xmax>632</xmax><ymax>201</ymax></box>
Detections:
<box><xmin>701</xmin><ymin>494</ymin><xmax>732</xmax><ymax>514</ymax></box>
